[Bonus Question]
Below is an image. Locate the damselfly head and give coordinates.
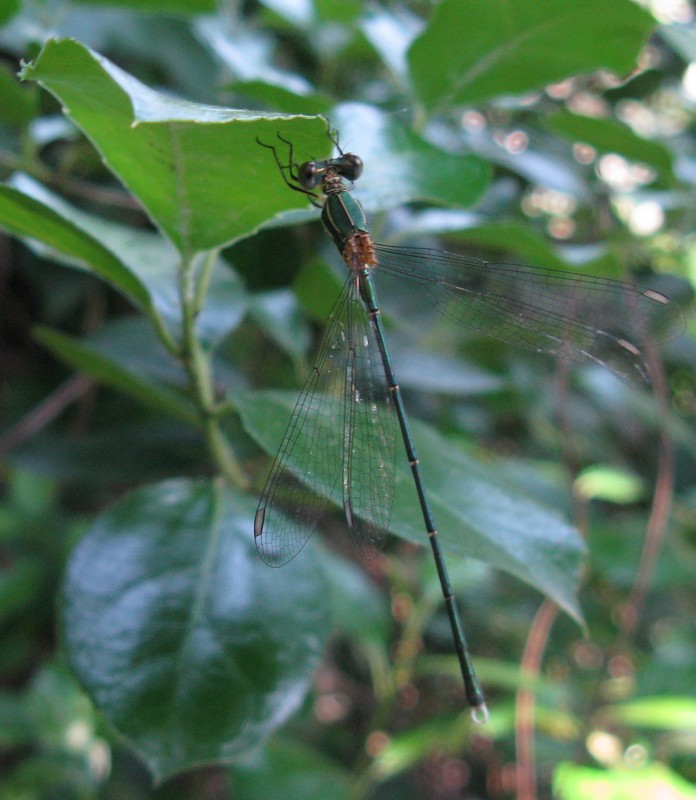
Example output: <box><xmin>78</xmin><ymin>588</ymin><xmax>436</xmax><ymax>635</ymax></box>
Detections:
<box><xmin>298</xmin><ymin>153</ymin><xmax>364</xmax><ymax>191</ymax></box>
<box><xmin>336</xmin><ymin>153</ymin><xmax>363</xmax><ymax>181</ymax></box>
<box><xmin>298</xmin><ymin>160</ymin><xmax>322</xmax><ymax>190</ymax></box>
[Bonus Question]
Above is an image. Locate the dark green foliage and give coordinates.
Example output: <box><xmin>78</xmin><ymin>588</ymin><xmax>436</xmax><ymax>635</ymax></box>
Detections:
<box><xmin>0</xmin><ymin>1</ymin><xmax>694</xmax><ymax>798</ymax></box>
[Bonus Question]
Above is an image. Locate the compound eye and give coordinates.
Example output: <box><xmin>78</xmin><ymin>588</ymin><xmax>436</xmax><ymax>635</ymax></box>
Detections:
<box><xmin>298</xmin><ymin>161</ymin><xmax>321</xmax><ymax>189</ymax></box>
<box><xmin>341</xmin><ymin>154</ymin><xmax>363</xmax><ymax>181</ymax></box>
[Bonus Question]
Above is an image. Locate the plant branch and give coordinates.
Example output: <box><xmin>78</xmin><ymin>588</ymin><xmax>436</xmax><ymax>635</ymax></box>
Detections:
<box><xmin>178</xmin><ymin>250</ymin><xmax>248</xmax><ymax>490</ymax></box>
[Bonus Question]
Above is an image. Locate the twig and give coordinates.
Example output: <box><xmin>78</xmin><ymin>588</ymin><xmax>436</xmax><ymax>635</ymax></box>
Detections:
<box><xmin>0</xmin><ymin>373</ymin><xmax>93</xmax><ymax>456</ymax></box>
<box><xmin>617</xmin><ymin>347</ymin><xmax>674</xmax><ymax>637</ymax></box>
<box><xmin>515</xmin><ymin>599</ymin><xmax>559</xmax><ymax>800</ymax></box>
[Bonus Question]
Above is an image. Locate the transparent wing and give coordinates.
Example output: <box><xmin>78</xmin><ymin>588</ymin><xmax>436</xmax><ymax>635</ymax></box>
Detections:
<box><xmin>342</xmin><ymin>277</ymin><xmax>397</xmax><ymax>559</ymax></box>
<box><xmin>374</xmin><ymin>244</ymin><xmax>684</xmax><ymax>384</ymax></box>
<box><xmin>255</xmin><ymin>281</ymin><xmax>350</xmax><ymax>566</ymax></box>
<box><xmin>255</xmin><ymin>275</ymin><xmax>397</xmax><ymax>566</ymax></box>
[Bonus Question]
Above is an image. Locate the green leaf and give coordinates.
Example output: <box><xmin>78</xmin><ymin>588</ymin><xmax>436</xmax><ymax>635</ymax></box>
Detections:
<box><xmin>0</xmin><ymin>62</ymin><xmax>37</xmax><ymax>125</ymax></box>
<box><xmin>235</xmin><ymin>391</ymin><xmax>585</xmax><ymax>621</ymax></box>
<box><xmin>7</xmin><ymin>173</ymin><xmax>249</xmax><ymax>348</ymax></box>
<box><xmin>661</xmin><ymin>23</ymin><xmax>696</xmax><ymax>62</ymax></box>
<box><xmin>431</xmin><ymin>221</ymin><xmax>571</xmax><ymax>268</ymax></box>
<box><xmin>62</xmin><ymin>479</ymin><xmax>331</xmax><ymax>781</ymax></box>
<box><xmin>553</xmin><ymin>762</ymin><xmax>696</xmax><ymax>800</ymax></box>
<box><xmin>20</xmin><ymin>38</ymin><xmax>329</xmax><ymax>254</ymax></box>
<box><xmin>233</xmin><ymin>738</ymin><xmax>350</xmax><ymax>800</ymax></box>
<box><xmin>360</xmin><ymin>6</ymin><xmax>423</xmax><ymax>82</ymax></box>
<box><xmin>229</xmin><ymin>80</ymin><xmax>331</xmax><ymax>116</ymax></box>
<box><xmin>574</xmin><ymin>465</ymin><xmax>644</xmax><ymax>504</ymax></box>
<box><xmin>545</xmin><ymin>110</ymin><xmax>676</xmax><ymax>184</ymax></box>
<box><xmin>332</xmin><ymin>103</ymin><xmax>490</xmax><ymax>212</ymax></box>
<box><xmin>385</xmin><ymin>341</ymin><xmax>504</xmax><ymax>395</ymax></box>
<box><xmin>0</xmin><ymin>0</ymin><xmax>19</xmax><ymax>26</ymax></box>
<box><xmin>249</xmin><ymin>289</ymin><xmax>312</xmax><ymax>366</ymax></box>
<box><xmin>11</xmin><ymin>421</ymin><xmax>209</xmax><ymax>484</ymax></box>
<box><xmin>258</xmin><ymin>0</ymin><xmax>314</xmax><ymax>27</ymax></box>
<box><xmin>599</xmin><ymin>696</ymin><xmax>696</xmax><ymax>731</ymax></box>
<box><xmin>72</xmin><ymin>0</ymin><xmax>217</xmax><ymax>10</ymax></box>
<box><xmin>408</xmin><ymin>0</ymin><xmax>656</xmax><ymax>112</ymax></box>
<box><xmin>372</xmin><ymin>713</ymin><xmax>473</xmax><ymax>779</ymax></box>
<box><xmin>194</xmin><ymin>260</ymin><xmax>250</xmax><ymax>351</ymax></box>
<box><xmin>0</xmin><ymin>179</ymin><xmax>154</xmax><ymax>315</ymax></box>
<box><xmin>316</xmin><ymin>548</ymin><xmax>390</xmax><ymax>643</ymax></box>
<box><xmin>0</xmin><ymin>558</ymin><xmax>44</xmax><ymax>624</ymax></box>
<box><xmin>293</xmin><ymin>258</ymin><xmax>345</xmax><ymax>323</ymax></box>
<box><xmin>33</xmin><ymin>323</ymin><xmax>198</xmax><ymax>425</ymax></box>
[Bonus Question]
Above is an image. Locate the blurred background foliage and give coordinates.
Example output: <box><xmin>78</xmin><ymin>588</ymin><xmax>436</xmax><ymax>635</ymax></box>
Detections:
<box><xmin>1</xmin><ymin>0</ymin><xmax>696</xmax><ymax>798</ymax></box>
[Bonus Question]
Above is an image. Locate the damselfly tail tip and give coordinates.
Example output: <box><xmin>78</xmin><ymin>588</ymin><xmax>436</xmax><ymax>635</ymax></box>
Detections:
<box><xmin>470</xmin><ymin>702</ymin><xmax>490</xmax><ymax>725</ymax></box>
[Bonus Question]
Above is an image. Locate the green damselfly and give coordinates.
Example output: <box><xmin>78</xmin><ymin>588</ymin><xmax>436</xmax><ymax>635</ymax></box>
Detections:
<box><xmin>254</xmin><ymin>133</ymin><xmax>682</xmax><ymax>721</ymax></box>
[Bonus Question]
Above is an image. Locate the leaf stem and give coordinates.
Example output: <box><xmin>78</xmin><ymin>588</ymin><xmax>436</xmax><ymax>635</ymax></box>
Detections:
<box><xmin>193</xmin><ymin>248</ymin><xmax>218</xmax><ymax>317</ymax></box>
<box><xmin>178</xmin><ymin>250</ymin><xmax>249</xmax><ymax>490</ymax></box>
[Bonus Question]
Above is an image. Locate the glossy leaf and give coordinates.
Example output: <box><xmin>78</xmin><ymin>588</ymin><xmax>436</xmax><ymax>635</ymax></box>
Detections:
<box><xmin>249</xmin><ymin>289</ymin><xmax>312</xmax><ymax>366</ymax></box>
<box><xmin>235</xmin><ymin>391</ymin><xmax>584</xmax><ymax>621</ymax></box>
<box><xmin>11</xmin><ymin>421</ymin><xmax>210</xmax><ymax>483</ymax></box>
<box><xmin>233</xmin><ymin>738</ymin><xmax>350</xmax><ymax>800</ymax></box>
<box><xmin>600</xmin><ymin>697</ymin><xmax>696</xmax><ymax>731</ymax></box>
<box><xmin>408</xmin><ymin>0</ymin><xmax>655</xmax><ymax>112</ymax></box>
<box><xmin>4</xmin><ymin>174</ymin><xmax>248</xmax><ymax>346</ymax></box>
<box><xmin>228</xmin><ymin>80</ymin><xmax>331</xmax><ymax>116</ymax></box>
<box><xmin>545</xmin><ymin>110</ymin><xmax>676</xmax><ymax>184</ymax></box>
<box><xmin>0</xmin><ymin>0</ymin><xmax>18</xmax><ymax>26</ymax></box>
<box><xmin>0</xmin><ymin>62</ymin><xmax>37</xmax><ymax>124</ymax></box>
<box><xmin>257</xmin><ymin>0</ymin><xmax>314</xmax><ymax>28</ymax></box>
<box><xmin>372</xmin><ymin>713</ymin><xmax>473</xmax><ymax>779</ymax></box>
<box><xmin>316</xmin><ymin>548</ymin><xmax>390</xmax><ymax>643</ymax></box>
<box><xmin>195</xmin><ymin>15</ymin><xmax>314</xmax><ymax>97</ymax></box>
<box><xmin>433</xmin><ymin>221</ymin><xmax>572</xmax><ymax>268</ymax></box>
<box><xmin>62</xmin><ymin>480</ymin><xmax>331</xmax><ymax>780</ymax></box>
<box><xmin>553</xmin><ymin>762</ymin><xmax>696</xmax><ymax>800</ymax></box>
<box><xmin>331</xmin><ymin>103</ymin><xmax>490</xmax><ymax>212</ymax></box>
<box><xmin>0</xmin><ymin>179</ymin><xmax>154</xmax><ymax>316</ymax></box>
<box><xmin>72</xmin><ymin>0</ymin><xmax>217</xmax><ymax>10</ymax></box>
<box><xmin>360</xmin><ymin>6</ymin><xmax>424</xmax><ymax>82</ymax></box>
<box><xmin>33</xmin><ymin>324</ymin><xmax>198</xmax><ymax>425</ymax></box>
<box><xmin>574</xmin><ymin>465</ymin><xmax>644</xmax><ymax>504</ymax></box>
<box><xmin>20</xmin><ymin>38</ymin><xmax>329</xmax><ymax>254</ymax></box>
<box><xmin>385</xmin><ymin>341</ymin><xmax>504</xmax><ymax>395</ymax></box>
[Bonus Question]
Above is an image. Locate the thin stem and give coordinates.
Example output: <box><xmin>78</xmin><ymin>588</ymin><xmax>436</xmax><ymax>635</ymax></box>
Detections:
<box><xmin>514</xmin><ymin>360</ymin><xmax>579</xmax><ymax>800</ymax></box>
<box><xmin>618</xmin><ymin>347</ymin><xmax>674</xmax><ymax>637</ymax></box>
<box><xmin>193</xmin><ymin>249</ymin><xmax>218</xmax><ymax>317</ymax></box>
<box><xmin>0</xmin><ymin>373</ymin><xmax>93</xmax><ymax>456</ymax></box>
<box><xmin>178</xmin><ymin>250</ymin><xmax>249</xmax><ymax>490</ymax></box>
<box><xmin>515</xmin><ymin>599</ymin><xmax>558</xmax><ymax>800</ymax></box>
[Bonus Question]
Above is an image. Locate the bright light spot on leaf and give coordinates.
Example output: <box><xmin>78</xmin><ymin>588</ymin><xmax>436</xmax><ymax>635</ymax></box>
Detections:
<box><xmin>597</xmin><ymin>153</ymin><xmax>656</xmax><ymax>191</ymax></box>
<box><xmin>504</xmin><ymin>131</ymin><xmax>528</xmax><ymax>153</ymax></box>
<box><xmin>314</xmin><ymin>692</ymin><xmax>351</xmax><ymax>723</ymax></box>
<box><xmin>567</xmin><ymin>92</ymin><xmax>610</xmax><ymax>118</ymax></box>
<box><xmin>624</xmin><ymin>743</ymin><xmax>650</xmax><ymax>767</ymax></box>
<box><xmin>89</xmin><ymin>740</ymin><xmax>111</xmax><ymax>781</ymax></box>
<box><xmin>572</xmin><ymin>641</ymin><xmax>603</xmax><ymax>670</ymax></box>
<box><xmin>639</xmin><ymin>0</ymin><xmax>694</xmax><ymax>24</ymax></box>
<box><xmin>524</xmin><ymin>187</ymin><xmax>577</xmax><ymax>216</ymax></box>
<box><xmin>573</xmin><ymin>142</ymin><xmax>596</xmax><ymax>164</ymax></box>
<box><xmin>366</xmin><ymin>730</ymin><xmax>391</xmax><ymax>757</ymax></box>
<box><xmin>461</xmin><ymin>110</ymin><xmax>486</xmax><ymax>130</ymax></box>
<box><xmin>629</xmin><ymin>200</ymin><xmax>664</xmax><ymax>236</ymax></box>
<box><xmin>65</xmin><ymin>721</ymin><xmax>91</xmax><ymax>749</ymax></box>
<box><xmin>548</xmin><ymin>217</ymin><xmax>575</xmax><ymax>240</ymax></box>
<box><xmin>574</xmin><ymin>465</ymin><xmax>644</xmax><ymax>503</ymax></box>
<box><xmin>683</xmin><ymin>62</ymin><xmax>696</xmax><ymax>101</ymax></box>
<box><xmin>546</xmin><ymin>78</ymin><xmax>575</xmax><ymax>99</ymax></box>
<box><xmin>586</xmin><ymin>730</ymin><xmax>623</xmax><ymax>765</ymax></box>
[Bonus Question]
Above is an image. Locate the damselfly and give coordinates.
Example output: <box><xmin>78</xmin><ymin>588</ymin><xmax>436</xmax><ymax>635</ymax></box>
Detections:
<box><xmin>254</xmin><ymin>132</ymin><xmax>682</xmax><ymax>721</ymax></box>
